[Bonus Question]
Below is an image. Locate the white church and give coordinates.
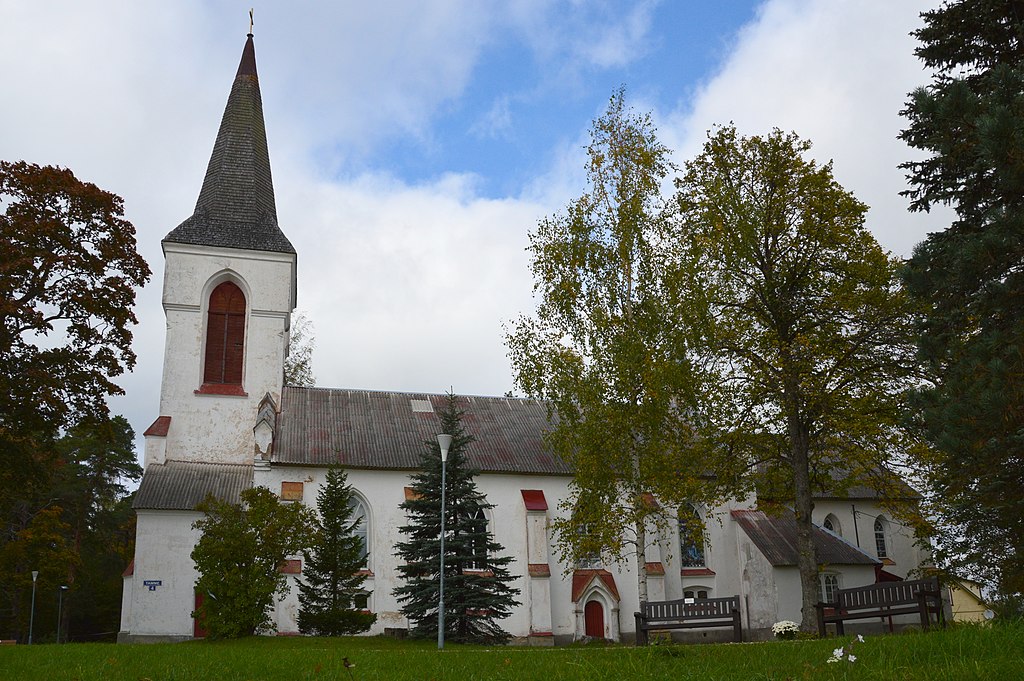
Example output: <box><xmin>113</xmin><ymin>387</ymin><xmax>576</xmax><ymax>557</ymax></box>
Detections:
<box><xmin>118</xmin><ymin>34</ymin><xmax>930</xmax><ymax>644</ymax></box>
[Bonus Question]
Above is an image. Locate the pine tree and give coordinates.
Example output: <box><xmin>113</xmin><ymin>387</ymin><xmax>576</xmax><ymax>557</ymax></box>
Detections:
<box><xmin>899</xmin><ymin>0</ymin><xmax>1024</xmax><ymax>597</ymax></box>
<box><xmin>297</xmin><ymin>465</ymin><xmax>376</xmax><ymax>635</ymax></box>
<box><xmin>393</xmin><ymin>394</ymin><xmax>520</xmax><ymax>644</ymax></box>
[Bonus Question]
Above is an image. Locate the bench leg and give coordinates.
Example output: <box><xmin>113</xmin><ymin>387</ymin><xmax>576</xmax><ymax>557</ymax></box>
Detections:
<box><xmin>918</xmin><ymin>593</ymin><xmax>930</xmax><ymax>631</ymax></box>
<box><xmin>732</xmin><ymin>611</ymin><xmax>742</xmax><ymax>643</ymax></box>
<box><xmin>635</xmin><ymin>614</ymin><xmax>647</xmax><ymax>646</ymax></box>
<box><xmin>836</xmin><ymin>619</ymin><xmax>845</xmax><ymax>637</ymax></box>
<box><xmin>816</xmin><ymin>605</ymin><xmax>826</xmax><ymax>638</ymax></box>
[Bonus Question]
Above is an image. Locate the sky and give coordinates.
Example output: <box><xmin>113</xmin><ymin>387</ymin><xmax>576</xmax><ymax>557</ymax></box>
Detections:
<box><xmin>0</xmin><ymin>1</ymin><xmax>949</xmax><ymax>461</ymax></box>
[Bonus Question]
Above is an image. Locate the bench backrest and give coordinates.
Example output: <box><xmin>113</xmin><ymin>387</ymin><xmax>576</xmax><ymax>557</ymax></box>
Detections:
<box><xmin>640</xmin><ymin>596</ymin><xmax>739</xmax><ymax>621</ymax></box>
<box><xmin>836</xmin><ymin>578</ymin><xmax>940</xmax><ymax>611</ymax></box>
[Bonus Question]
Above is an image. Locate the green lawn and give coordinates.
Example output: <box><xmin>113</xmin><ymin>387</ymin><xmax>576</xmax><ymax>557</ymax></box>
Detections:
<box><xmin>1</xmin><ymin>623</ymin><xmax>1022</xmax><ymax>680</ymax></box>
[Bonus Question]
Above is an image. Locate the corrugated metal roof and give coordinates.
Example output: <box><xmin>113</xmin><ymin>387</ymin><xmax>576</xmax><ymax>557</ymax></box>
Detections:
<box><xmin>133</xmin><ymin>461</ymin><xmax>253</xmax><ymax>511</ymax></box>
<box><xmin>273</xmin><ymin>387</ymin><xmax>570</xmax><ymax>475</ymax></box>
<box><xmin>731</xmin><ymin>509</ymin><xmax>878</xmax><ymax>567</ymax></box>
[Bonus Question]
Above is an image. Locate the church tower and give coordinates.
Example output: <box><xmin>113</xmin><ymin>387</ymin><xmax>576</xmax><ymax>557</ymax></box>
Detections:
<box><xmin>122</xmin><ymin>32</ymin><xmax>295</xmax><ymax>642</ymax></box>
<box><xmin>143</xmin><ymin>32</ymin><xmax>296</xmax><ymax>467</ymax></box>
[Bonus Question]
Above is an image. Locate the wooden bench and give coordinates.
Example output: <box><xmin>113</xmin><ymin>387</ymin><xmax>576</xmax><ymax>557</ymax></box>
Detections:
<box><xmin>635</xmin><ymin>595</ymin><xmax>742</xmax><ymax>645</ymax></box>
<box><xmin>816</xmin><ymin>577</ymin><xmax>945</xmax><ymax>636</ymax></box>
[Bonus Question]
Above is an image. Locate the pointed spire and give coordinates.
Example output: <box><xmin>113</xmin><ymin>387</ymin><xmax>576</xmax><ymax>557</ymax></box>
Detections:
<box><xmin>164</xmin><ymin>33</ymin><xmax>295</xmax><ymax>254</ymax></box>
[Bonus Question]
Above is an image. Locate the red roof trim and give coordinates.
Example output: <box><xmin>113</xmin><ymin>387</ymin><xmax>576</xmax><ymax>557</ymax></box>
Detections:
<box><xmin>682</xmin><ymin>567</ymin><xmax>716</xmax><ymax>577</ymax></box>
<box><xmin>122</xmin><ymin>559</ymin><xmax>135</xmax><ymax>577</ymax></box>
<box><xmin>528</xmin><ymin>563</ymin><xmax>551</xmax><ymax>578</ymax></box>
<box><xmin>645</xmin><ymin>562</ymin><xmax>666</xmax><ymax>576</ymax></box>
<box><xmin>144</xmin><ymin>416</ymin><xmax>171</xmax><ymax>437</ymax></box>
<box><xmin>195</xmin><ymin>383</ymin><xmax>248</xmax><ymax>397</ymax></box>
<box><xmin>521</xmin><ymin>489</ymin><xmax>548</xmax><ymax>511</ymax></box>
<box><xmin>571</xmin><ymin>569</ymin><xmax>620</xmax><ymax>603</ymax></box>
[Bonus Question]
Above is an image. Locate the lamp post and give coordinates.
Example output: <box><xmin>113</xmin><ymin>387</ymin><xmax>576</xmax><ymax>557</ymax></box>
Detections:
<box><xmin>57</xmin><ymin>585</ymin><xmax>68</xmax><ymax>644</ymax></box>
<box><xmin>436</xmin><ymin>432</ymin><xmax>453</xmax><ymax>651</ymax></box>
<box><xmin>28</xmin><ymin>571</ymin><xmax>38</xmax><ymax>645</ymax></box>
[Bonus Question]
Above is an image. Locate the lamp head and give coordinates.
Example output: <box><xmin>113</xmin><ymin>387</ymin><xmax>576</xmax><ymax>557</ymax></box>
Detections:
<box><xmin>31</xmin><ymin>570</ymin><xmax>38</xmax><ymax>582</ymax></box>
<box><xmin>437</xmin><ymin>433</ymin><xmax>453</xmax><ymax>462</ymax></box>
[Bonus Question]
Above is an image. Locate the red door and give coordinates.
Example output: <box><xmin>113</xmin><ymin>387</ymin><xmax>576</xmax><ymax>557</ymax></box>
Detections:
<box><xmin>584</xmin><ymin>600</ymin><xmax>604</xmax><ymax>638</ymax></box>
<box><xmin>193</xmin><ymin>591</ymin><xmax>208</xmax><ymax>638</ymax></box>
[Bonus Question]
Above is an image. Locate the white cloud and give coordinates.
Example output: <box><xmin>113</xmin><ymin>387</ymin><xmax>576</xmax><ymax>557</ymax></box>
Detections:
<box><xmin>662</xmin><ymin>0</ymin><xmax>949</xmax><ymax>256</ymax></box>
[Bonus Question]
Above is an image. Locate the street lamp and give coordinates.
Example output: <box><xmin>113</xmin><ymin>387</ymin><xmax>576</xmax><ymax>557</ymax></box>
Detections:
<box><xmin>28</xmin><ymin>571</ymin><xmax>38</xmax><ymax>645</ymax></box>
<box><xmin>57</xmin><ymin>585</ymin><xmax>68</xmax><ymax>644</ymax></box>
<box><xmin>436</xmin><ymin>432</ymin><xmax>453</xmax><ymax>651</ymax></box>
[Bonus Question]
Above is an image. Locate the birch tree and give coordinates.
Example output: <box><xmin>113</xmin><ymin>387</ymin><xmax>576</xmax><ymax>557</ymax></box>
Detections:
<box><xmin>507</xmin><ymin>90</ymin><xmax>733</xmax><ymax>603</ymax></box>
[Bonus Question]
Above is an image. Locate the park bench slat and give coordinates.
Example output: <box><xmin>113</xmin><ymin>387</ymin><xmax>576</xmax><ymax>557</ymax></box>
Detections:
<box><xmin>635</xmin><ymin>596</ymin><xmax>742</xmax><ymax>645</ymax></box>
<box><xmin>816</xmin><ymin>577</ymin><xmax>945</xmax><ymax>636</ymax></box>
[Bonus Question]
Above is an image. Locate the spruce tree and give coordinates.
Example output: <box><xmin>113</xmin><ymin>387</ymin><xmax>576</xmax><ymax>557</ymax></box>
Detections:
<box><xmin>297</xmin><ymin>465</ymin><xmax>376</xmax><ymax>635</ymax></box>
<box><xmin>393</xmin><ymin>394</ymin><xmax>520</xmax><ymax>644</ymax></box>
<box><xmin>899</xmin><ymin>0</ymin><xmax>1024</xmax><ymax>598</ymax></box>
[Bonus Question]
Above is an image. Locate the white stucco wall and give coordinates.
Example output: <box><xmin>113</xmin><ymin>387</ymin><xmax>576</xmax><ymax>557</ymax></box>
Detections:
<box><xmin>151</xmin><ymin>242</ymin><xmax>295</xmax><ymax>467</ymax></box>
<box><xmin>813</xmin><ymin>500</ymin><xmax>928</xmax><ymax>578</ymax></box>
<box><xmin>126</xmin><ymin>510</ymin><xmax>204</xmax><ymax>639</ymax></box>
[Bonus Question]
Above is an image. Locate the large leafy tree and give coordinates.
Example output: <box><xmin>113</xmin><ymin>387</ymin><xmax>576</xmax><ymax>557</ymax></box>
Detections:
<box><xmin>0</xmin><ymin>507</ymin><xmax>79</xmax><ymax>642</ymax></box>
<box><xmin>507</xmin><ymin>89</ymin><xmax>733</xmax><ymax>602</ymax></box>
<box><xmin>673</xmin><ymin>126</ymin><xmax>920</xmax><ymax>630</ymax></box>
<box><xmin>393</xmin><ymin>394</ymin><xmax>520</xmax><ymax>644</ymax></box>
<box><xmin>0</xmin><ymin>415</ymin><xmax>140</xmax><ymax>642</ymax></box>
<box><xmin>0</xmin><ymin>161</ymin><xmax>150</xmax><ymax>504</ymax></box>
<box><xmin>192</xmin><ymin>487</ymin><xmax>316</xmax><ymax>639</ymax></box>
<box><xmin>297</xmin><ymin>465</ymin><xmax>376</xmax><ymax>635</ymax></box>
<box><xmin>899</xmin><ymin>0</ymin><xmax>1024</xmax><ymax>598</ymax></box>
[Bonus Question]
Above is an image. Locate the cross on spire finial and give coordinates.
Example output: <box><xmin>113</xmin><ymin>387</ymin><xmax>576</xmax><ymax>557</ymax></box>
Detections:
<box><xmin>249</xmin><ymin>8</ymin><xmax>254</xmax><ymax>35</ymax></box>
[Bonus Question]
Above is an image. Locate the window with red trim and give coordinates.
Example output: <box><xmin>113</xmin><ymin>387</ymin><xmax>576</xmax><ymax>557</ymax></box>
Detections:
<box><xmin>204</xmin><ymin>282</ymin><xmax>246</xmax><ymax>385</ymax></box>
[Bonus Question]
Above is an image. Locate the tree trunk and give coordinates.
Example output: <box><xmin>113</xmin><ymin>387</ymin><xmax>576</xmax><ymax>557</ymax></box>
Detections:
<box><xmin>635</xmin><ymin>513</ymin><xmax>649</xmax><ymax>606</ymax></box>
<box><xmin>787</xmin><ymin>404</ymin><xmax>818</xmax><ymax>631</ymax></box>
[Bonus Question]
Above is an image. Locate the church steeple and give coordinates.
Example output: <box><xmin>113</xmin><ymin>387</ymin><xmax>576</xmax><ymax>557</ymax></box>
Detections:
<box><xmin>164</xmin><ymin>33</ymin><xmax>294</xmax><ymax>254</ymax></box>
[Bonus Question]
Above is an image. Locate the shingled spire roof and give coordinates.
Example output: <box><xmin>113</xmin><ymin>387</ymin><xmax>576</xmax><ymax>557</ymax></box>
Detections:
<box><xmin>164</xmin><ymin>33</ymin><xmax>295</xmax><ymax>254</ymax></box>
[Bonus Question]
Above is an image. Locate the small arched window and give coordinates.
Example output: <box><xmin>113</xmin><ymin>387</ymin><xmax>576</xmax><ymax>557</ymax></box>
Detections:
<box><xmin>820</xmin><ymin>573</ymin><xmax>841</xmax><ymax>603</ymax></box>
<box><xmin>678</xmin><ymin>505</ymin><xmax>705</xmax><ymax>567</ymax></box>
<box><xmin>204</xmin><ymin>281</ymin><xmax>246</xmax><ymax>385</ymax></box>
<box><xmin>823</xmin><ymin>514</ymin><xmax>841</xmax><ymax>537</ymax></box>
<box><xmin>874</xmin><ymin>516</ymin><xmax>888</xmax><ymax>559</ymax></box>
<box><xmin>348</xmin><ymin>496</ymin><xmax>369</xmax><ymax>568</ymax></box>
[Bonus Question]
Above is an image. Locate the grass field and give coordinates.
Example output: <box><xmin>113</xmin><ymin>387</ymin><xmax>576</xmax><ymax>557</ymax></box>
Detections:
<box><xmin>1</xmin><ymin>622</ymin><xmax>1022</xmax><ymax>680</ymax></box>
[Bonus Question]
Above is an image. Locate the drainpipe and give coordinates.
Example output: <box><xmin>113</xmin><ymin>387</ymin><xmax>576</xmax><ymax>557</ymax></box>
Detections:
<box><xmin>851</xmin><ymin>504</ymin><xmax>860</xmax><ymax>547</ymax></box>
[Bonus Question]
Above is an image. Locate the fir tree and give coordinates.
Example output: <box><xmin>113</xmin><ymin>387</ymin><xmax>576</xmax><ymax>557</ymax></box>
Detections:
<box><xmin>297</xmin><ymin>465</ymin><xmax>376</xmax><ymax>636</ymax></box>
<box><xmin>393</xmin><ymin>394</ymin><xmax>520</xmax><ymax>644</ymax></box>
<box><xmin>899</xmin><ymin>0</ymin><xmax>1024</xmax><ymax>597</ymax></box>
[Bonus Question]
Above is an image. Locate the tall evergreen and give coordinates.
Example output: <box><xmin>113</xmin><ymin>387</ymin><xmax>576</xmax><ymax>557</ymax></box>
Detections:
<box><xmin>899</xmin><ymin>0</ymin><xmax>1024</xmax><ymax>598</ymax></box>
<box><xmin>393</xmin><ymin>394</ymin><xmax>520</xmax><ymax>644</ymax></box>
<box><xmin>297</xmin><ymin>465</ymin><xmax>376</xmax><ymax>636</ymax></box>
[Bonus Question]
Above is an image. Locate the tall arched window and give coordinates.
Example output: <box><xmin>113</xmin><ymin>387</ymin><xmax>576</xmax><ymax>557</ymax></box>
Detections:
<box><xmin>823</xmin><ymin>514</ymin><xmax>842</xmax><ymax>537</ymax></box>
<box><xmin>467</xmin><ymin>506</ymin><xmax>488</xmax><ymax>570</ymax></box>
<box><xmin>874</xmin><ymin>516</ymin><xmax>888</xmax><ymax>559</ymax></box>
<box><xmin>678</xmin><ymin>505</ymin><xmax>705</xmax><ymax>567</ymax></box>
<box><xmin>348</xmin><ymin>496</ymin><xmax>369</xmax><ymax>568</ymax></box>
<box><xmin>204</xmin><ymin>281</ymin><xmax>246</xmax><ymax>385</ymax></box>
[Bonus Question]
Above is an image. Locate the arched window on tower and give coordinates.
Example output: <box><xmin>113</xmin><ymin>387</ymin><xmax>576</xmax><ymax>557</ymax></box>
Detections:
<box><xmin>204</xmin><ymin>281</ymin><xmax>246</xmax><ymax>386</ymax></box>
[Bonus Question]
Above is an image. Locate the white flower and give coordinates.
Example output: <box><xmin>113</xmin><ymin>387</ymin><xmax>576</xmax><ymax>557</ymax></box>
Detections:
<box><xmin>856</xmin><ymin>634</ymin><xmax>865</xmax><ymax>643</ymax></box>
<box><xmin>833</xmin><ymin>647</ymin><xmax>845</xmax><ymax>658</ymax></box>
<box><xmin>848</xmin><ymin>654</ymin><xmax>857</xmax><ymax>663</ymax></box>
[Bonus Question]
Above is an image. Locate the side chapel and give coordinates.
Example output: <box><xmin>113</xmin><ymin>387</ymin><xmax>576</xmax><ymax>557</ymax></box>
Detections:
<box><xmin>118</xmin><ymin>33</ymin><xmax>930</xmax><ymax>644</ymax></box>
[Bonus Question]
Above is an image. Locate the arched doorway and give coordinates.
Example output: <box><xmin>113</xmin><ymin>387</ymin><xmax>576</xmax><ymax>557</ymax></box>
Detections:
<box><xmin>584</xmin><ymin>600</ymin><xmax>604</xmax><ymax>638</ymax></box>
